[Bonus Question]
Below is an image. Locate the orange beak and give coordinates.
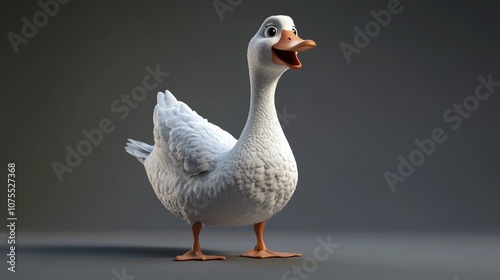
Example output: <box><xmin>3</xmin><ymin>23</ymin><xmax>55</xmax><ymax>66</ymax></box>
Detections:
<box><xmin>272</xmin><ymin>30</ymin><xmax>316</xmax><ymax>69</ymax></box>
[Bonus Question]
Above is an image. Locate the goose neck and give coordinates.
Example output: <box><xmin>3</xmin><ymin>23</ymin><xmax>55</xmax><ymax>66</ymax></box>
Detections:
<box><xmin>239</xmin><ymin>69</ymin><xmax>284</xmax><ymax>141</ymax></box>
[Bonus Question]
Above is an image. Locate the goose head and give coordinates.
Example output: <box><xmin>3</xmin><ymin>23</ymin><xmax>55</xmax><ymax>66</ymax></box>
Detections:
<box><xmin>248</xmin><ymin>15</ymin><xmax>316</xmax><ymax>78</ymax></box>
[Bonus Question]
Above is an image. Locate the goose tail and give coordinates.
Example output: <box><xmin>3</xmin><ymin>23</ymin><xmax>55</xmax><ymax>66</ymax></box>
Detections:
<box><xmin>125</xmin><ymin>139</ymin><xmax>153</xmax><ymax>164</ymax></box>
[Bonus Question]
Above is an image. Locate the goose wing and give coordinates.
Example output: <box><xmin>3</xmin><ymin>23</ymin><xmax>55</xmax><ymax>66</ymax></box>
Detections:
<box><xmin>153</xmin><ymin>90</ymin><xmax>237</xmax><ymax>175</ymax></box>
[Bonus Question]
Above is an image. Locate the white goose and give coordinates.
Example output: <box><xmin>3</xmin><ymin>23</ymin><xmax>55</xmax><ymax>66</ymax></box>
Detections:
<box><xmin>126</xmin><ymin>15</ymin><xmax>316</xmax><ymax>261</ymax></box>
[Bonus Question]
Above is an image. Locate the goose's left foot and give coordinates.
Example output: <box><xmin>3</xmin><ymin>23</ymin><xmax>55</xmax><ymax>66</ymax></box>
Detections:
<box><xmin>240</xmin><ymin>221</ymin><xmax>301</xmax><ymax>259</ymax></box>
<box><xmin>241</xmin><ymin>246</ymin><xmax>301</xmax><ymax>258</ymax></box>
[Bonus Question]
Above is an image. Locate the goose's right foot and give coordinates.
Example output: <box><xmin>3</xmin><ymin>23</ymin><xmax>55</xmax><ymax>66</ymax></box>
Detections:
<box><xmin>175</xmin><ymin>249</ymin><xmax>226</xmax><ymax>261</ymax></box>
<box><xmin>175</xmin><ymin>222</ymin><xmax>226</xmax><ymax>261</ymax></box>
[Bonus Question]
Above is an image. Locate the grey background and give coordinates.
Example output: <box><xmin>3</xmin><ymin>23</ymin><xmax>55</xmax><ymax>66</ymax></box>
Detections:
<box><xmin>1</xmin><ymin>0</ymin><xmax>499</xmax><ymax>279</ymax></box>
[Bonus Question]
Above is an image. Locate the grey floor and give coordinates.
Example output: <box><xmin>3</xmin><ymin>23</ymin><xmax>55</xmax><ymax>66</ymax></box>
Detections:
<box><xmin>1</xmin><ymin>230</ymin><xmax>499</xmax><ymax>280</ymax></box>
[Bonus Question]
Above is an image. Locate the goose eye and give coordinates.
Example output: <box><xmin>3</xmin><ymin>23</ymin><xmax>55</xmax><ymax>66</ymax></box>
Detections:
<box><xmin>292</xmin><ymin>27</ymin><xmax>298</xmax><ymax>36</ymax></box>
<box><xmin>265</xmin><ymin>26</ymin><xmax>277</xmax><ymax>37</ymax></box>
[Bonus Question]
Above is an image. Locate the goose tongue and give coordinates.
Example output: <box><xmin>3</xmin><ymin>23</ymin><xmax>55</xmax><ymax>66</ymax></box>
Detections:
<box><xmin>272</xmin><ymin>30</ymin><xmax>316</xmax><ymax>69</ymax></box>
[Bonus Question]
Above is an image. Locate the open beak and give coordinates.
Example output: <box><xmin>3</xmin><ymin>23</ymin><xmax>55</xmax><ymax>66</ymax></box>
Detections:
<box><xmin>272</xmin><ymin>30</ymin><xmax>316</xmax><ymax>69</ymax></box>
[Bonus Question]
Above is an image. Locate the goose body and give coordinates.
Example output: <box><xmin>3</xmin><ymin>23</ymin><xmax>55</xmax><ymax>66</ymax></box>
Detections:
<box><xmin>126</xmin><ymin>15</ymin><xmax>316</xmax><ymax>260</ymax></box>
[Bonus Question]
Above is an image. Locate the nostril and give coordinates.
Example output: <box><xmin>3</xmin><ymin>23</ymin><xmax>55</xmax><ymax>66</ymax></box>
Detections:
<box><xmin>287</xmin><ymin>37</ymin><xmax>291</xmax><ymax>40</ymax></box>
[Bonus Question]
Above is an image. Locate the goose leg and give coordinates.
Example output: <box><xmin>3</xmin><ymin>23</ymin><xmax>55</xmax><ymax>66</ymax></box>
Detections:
<box><xmin>240</xmin><ymin>221</ymin><xmax>301</xmax><ymax>258</ymax></box>
<box><xmin>175</xmin><ymin>222</ymin><xmax>226</xmax><ymax>261</ymax></box>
